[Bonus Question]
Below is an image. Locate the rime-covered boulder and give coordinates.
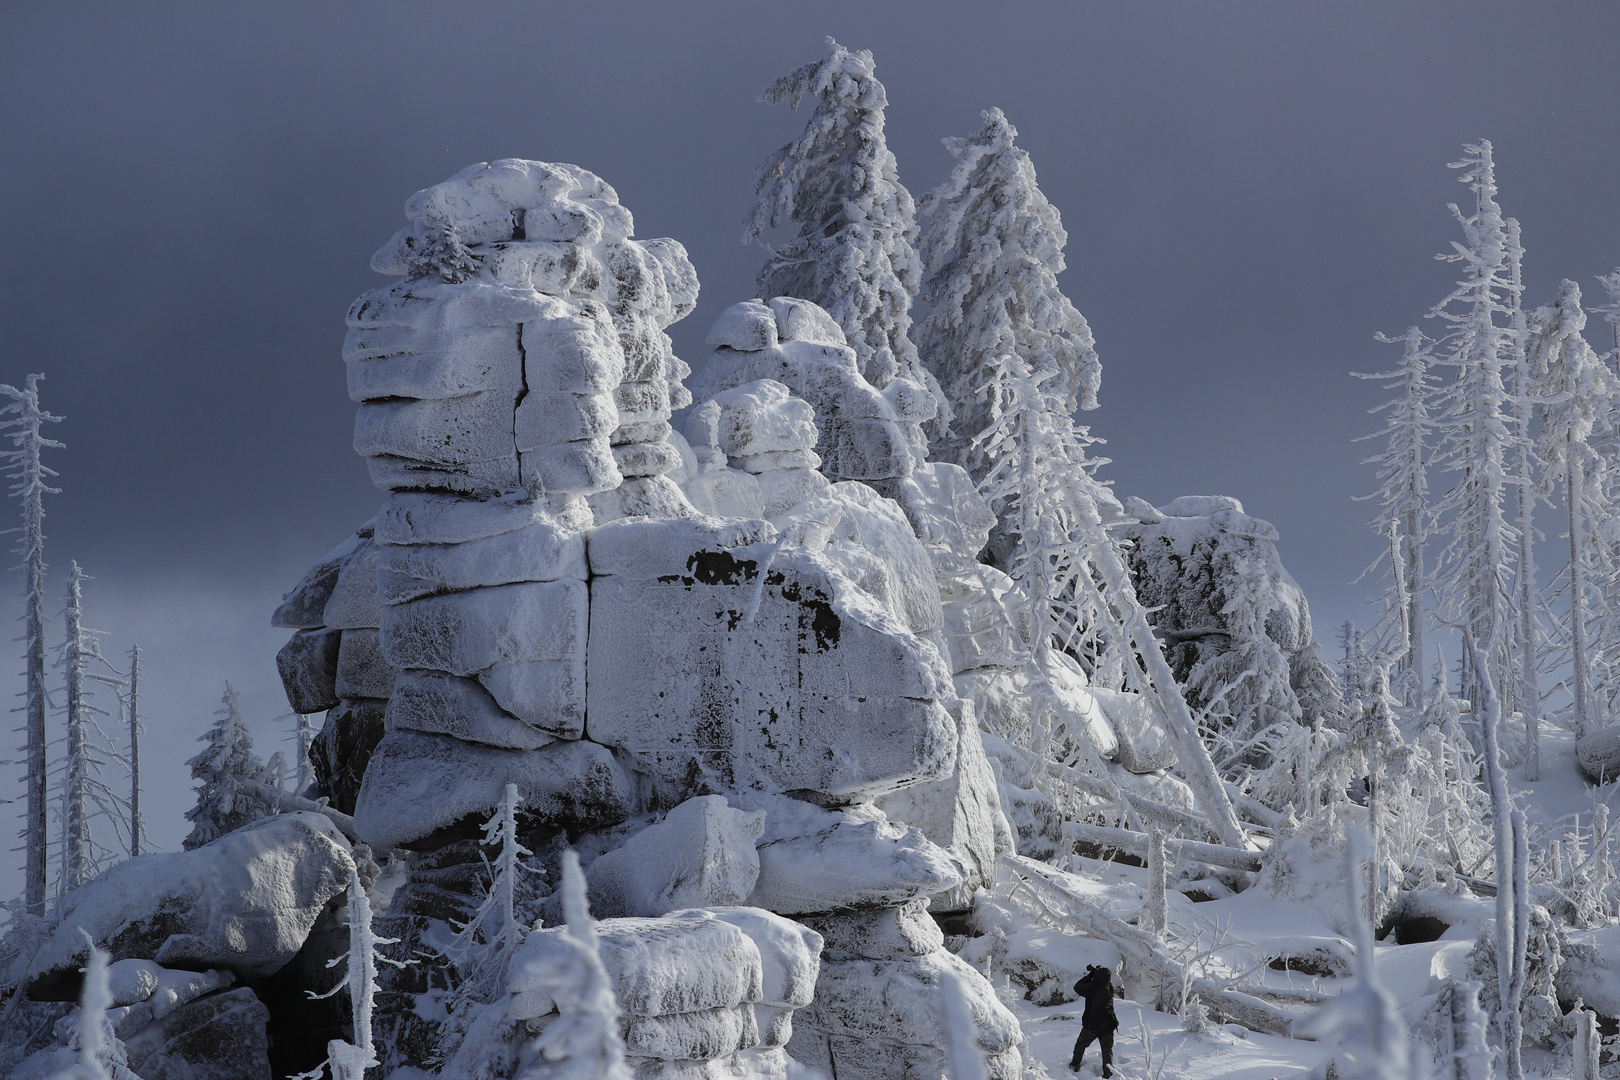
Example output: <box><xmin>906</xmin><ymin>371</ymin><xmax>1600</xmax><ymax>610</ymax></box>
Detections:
<box><xmin>123</xmin><ymin>986</ymin><xmax>273</xmax><ymax>1080</ymax></box>
<box><xmin>21</xmin><ymin>813</ymin><xmax>353</xmax><ymax>999</ymax></box>
<box><xmin>786</xmin><ymin>943</ymin><xmax>1022</xmax><ymax>1080</ymax></box>
<box><xmin>690</xmin><ymin>299</ymin><xmax>915</xmax><ymax>484</ymax></box>
<box><xmin>746</xmin><ymin>797</ymin><xmax>962</xmax><ymax>915</ymax></box>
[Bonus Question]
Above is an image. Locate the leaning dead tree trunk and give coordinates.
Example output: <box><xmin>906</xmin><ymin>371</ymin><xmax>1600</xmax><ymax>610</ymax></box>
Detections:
<box><xmin>1076</xmin><ymin>542</ymin><xmax>1248</xmax><ymax>848</ymax></box>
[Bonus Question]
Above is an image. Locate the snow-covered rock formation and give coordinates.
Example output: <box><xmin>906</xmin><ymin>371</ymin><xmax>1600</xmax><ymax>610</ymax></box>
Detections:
<box><xmin>1122</xmin><ymin>495</ymin><xmax>1342</xmax><ymax>744</ymax></box>
<box><xmin>258</xmin><ymin>162</ymin><xmax>1031</xmax><ymax>1079</ymax></box>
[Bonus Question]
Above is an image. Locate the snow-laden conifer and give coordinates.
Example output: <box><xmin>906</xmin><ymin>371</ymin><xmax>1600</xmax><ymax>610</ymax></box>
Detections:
<box><xmin>293</xmin><ymin>713</ymin><xmax>314</xmax><ymax>796</ymax></box>
<box><xmin>915</xmin><ymin>107</ymin><xmax>1100</xmax><ymax>473</ymax></box>
<box><xmin>1426</xmin><ymin>142</ymin><xmax>1523</xmax><ymax>711</ymax></box>
<box><xmin>744</xmin><ymin>38</ymin><xmax>942</xmax><ymax>413</ymax></box>
<box><xmin>1595</xmin><ymin>268</ymin><xmax>1620</xmax><ymax>370</ymax></box>
<box><xmin>1355</xmin><ymin>327</ymin><xmax>1436</xmax><ymax>706</ymax></box>
<box><xmin>182</xmin><ymin>685</ymin><xmax>278</xmax><ymax>850</ymax></box>
<box><xmin>1526</xmin><ymin>280</ymin><xmax>1619</xmax><ymax>739</ymax></box>
<box><xmin>1295</xmin><ymin>825</ymin><xmax>1414</xmax><ymax>1079</ymax></box>
<box><xmin>1</xmin><ymin>374</ymin><xmax>63</xmax><ymax>917</ymax></box>
<box><xmin>513</xmin><ymin>849</ymin><xmax>631</xmax><ymax>1080</ymax></box>
<box><xmin>1466</xmin><ymin>638</ymin><xmax>1525</xmax><ymax>1080</ymax></box>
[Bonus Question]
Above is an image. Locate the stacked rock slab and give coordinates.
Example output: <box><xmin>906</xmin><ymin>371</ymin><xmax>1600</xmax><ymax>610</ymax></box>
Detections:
<box><xmin>273</xmin><ymin>524</ymin><xmax>393</xmax><ymax>813</ymax></box>
<box><xmin>662</xmin><ymin>303</ymin><xmax>1022</xmax><ymax>1078</ymax></box>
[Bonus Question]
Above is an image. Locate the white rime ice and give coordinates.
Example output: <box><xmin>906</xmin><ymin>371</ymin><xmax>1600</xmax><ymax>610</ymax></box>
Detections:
<box><xmin>939</xmin><ymin>961</ymin><xmax>991</xmax><ymax>1080</ymax></box>
<box><xmin>302</xmin><ymin>866</ymin><xmax>404</xmax><ymax>1080</ymax></box>
<box><xmin>1</xmin><ymin>373</ymin><xmax>63</xmax><ymax>918</ymax></box>
<box><xmin>743</xmin><ymin>37</ymin><xmax>944</xmax><ymax>415</ymax></box>
<box><xmin>514</xmin><ymin>850</ymin><xmax>632</xmax><ymax>1080</ymax></box>
<box><xmin>916</xmin><ymin>106</ymin><xmax>1101</xmax><ymax>473</ymax></box>
<box><xmin>1502</xmin><ymin>218</ymin><xmax>1542</xmax><ymax>779</ymax></box>
<box><xmin>1355</xmin><ymin>326</ymin><xmax>1435</xmax><ymax>706</ymax></box>
<box><xmin>1426</xmin><ymin>141</ymin><xmax>1522</xmax><ymax>711</ymax></box>
<box><xmin>182</xmin><ymin>684</ymin><xmax>278</xmax><ymax>850</ymax></box>
<box><xmin>969</xmin><ymin>354</ymin><xmax>1244</xmax><ymax>847</ymax></box>
<box><xmin>1527</xmin><ymin>280</ymin><xmax>1620</xmax><ymax>737</ymax></box>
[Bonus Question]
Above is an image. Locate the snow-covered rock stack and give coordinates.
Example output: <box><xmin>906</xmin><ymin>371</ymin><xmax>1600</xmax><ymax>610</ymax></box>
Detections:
<box><xmin>693</xmin><ymin>298</ymin><xmax>917</xmax><ymax>486</ymax></box>
<box><xmin>274</xmin><ymin>524</ymin><xmax>392</xmax><ymax>813</ymax></box>
<box><xmin>334</xmin><ymin>159</ymin><xmax>708</xmax><ymax>849</ymax></box>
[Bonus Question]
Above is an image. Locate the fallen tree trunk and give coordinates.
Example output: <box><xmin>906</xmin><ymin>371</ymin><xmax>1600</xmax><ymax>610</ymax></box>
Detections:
<box><xmin>1068</xmin><ymin>821</ymin><xmax>1263</xmax><ymax>873</ymax></box>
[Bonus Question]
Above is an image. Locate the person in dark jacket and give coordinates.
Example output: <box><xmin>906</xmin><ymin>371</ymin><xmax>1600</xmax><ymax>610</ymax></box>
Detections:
<box><xmin>1069</xmin><ymin>964</ymin><xmax>1119</xmax><ymax>1076</ymax></box>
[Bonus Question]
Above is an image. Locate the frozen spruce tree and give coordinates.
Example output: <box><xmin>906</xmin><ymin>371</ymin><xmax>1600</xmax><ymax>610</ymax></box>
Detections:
<box><xmin>1355</xmin><ymin>327</ymin><xmax>1436</xmax><ymax>707</ymax></box>
<box><xmin>1596</xmin><ymin>267</ymin><xmax>1620</xmax><ymax>368</ymax></box>
<box><xmin>1425</xmin><ymin>141</ymin><xmax>1523</xmax><ymax>712</ymax></box>
<box><xmin>1297</xmin><ymin>826</ymin><xmax>1414</xmax><ymax>1080</ymax></box>
<box><xmin>743</xmin><ymin>37</ymin><xmax>943</xmax><ymax>414</ymax></box>
<box><xmin>1502</xmin><ymin>217</ymin><xmax>1545</xmax><ymax>779</ymax></box>
<box><xmin>513</xmin><ymin>850</ymin><xmax>631</xmax><ymax>1080</ymax></box>
<box><xmin>182</xmin><ymin>684</ymin><xmax>278</xmax><ymax>850</ymax></box>
<box><xmin>1</xmin><ymin>373</ymin><xmax>63</xmax><ymax>917</ymax></box>
<box><xmin>1527</xmin><ymin>281</ymin><xmax>1619</xmax><ymax>738</ymax></box>
<box><xmin>916</xmin><ymin>107</ymin><xmax>1101</xmax><ymax>475</ymax></box>
<box><xmin>301</xmin><ymin>866</ymin><xmax>404</xmax><ymax>1080</ymax></box>
<box><xmin>439</xmin><ymin>783</ymin><xmax>539</xmax><ymax>1078</ymax></box>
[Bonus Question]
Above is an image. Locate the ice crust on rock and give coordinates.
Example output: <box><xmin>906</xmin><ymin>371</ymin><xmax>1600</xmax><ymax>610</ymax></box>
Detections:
<box><xmin>514</xmin><ymin>915</ymin><xmax>763</xmax><ymax>1019</ymax></box>
<box><xmin>510</xmin><ymin>905</ymin><xmax>818</xmax><ymax>1075</ymax></box>
<box><xmin>22</xmin><ymin>812</ymin><xmax>353</xmax><ymax>997</ymax></box>
<box><xmin>586</xmin><ymin>523</ymin><xmax>957</xmax><ymax>802</ymax></box>
<box><xmin>788</xmin><ymin>948</ymin><xmax>1022</xmax><ymax>1080</ymax></box>
<box><xmin>586</xmin><ymin>795</ymin><xmax>766</xmax><ymax>919</ymax></box>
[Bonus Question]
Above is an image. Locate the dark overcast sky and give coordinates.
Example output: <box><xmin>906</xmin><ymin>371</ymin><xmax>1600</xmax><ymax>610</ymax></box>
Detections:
<box><xmin>3</xmin><ymin>1</ymin><xmax>1618</xmax><ymax>887</ymax></box>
